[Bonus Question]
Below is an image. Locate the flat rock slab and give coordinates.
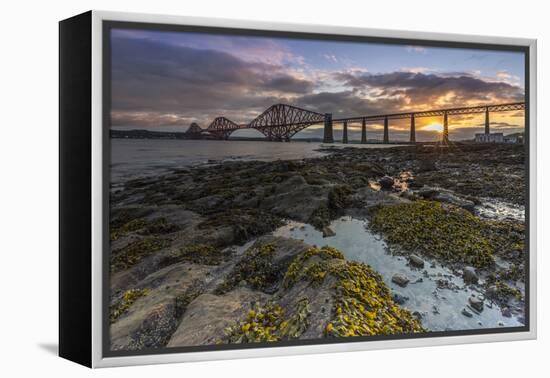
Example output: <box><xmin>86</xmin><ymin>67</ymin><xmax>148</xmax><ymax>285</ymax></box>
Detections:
<box><xmin>167</xmin><ymin>288</ymin><xmax>270</xmax><ymax>347</ymax></box>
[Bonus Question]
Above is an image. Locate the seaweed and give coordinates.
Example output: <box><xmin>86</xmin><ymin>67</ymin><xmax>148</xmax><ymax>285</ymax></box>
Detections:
<box><xmin>215</xmin><ymin>243</ymin><xmax>281</xmax><ymax>294</ymax></box>
<box><xmin>111</xmin><ymin>237</ymin><xmax>170</xmax><ymax>272</ymax></box>
<box><xmin>220</xmin><ymin>298</ymin><xmax>312</xmax><ymax>344</ymax></box>
<box><xmin>110</xmin><ymin>288</ymin><xmax>150</xmax><ymax>323</ymax></box>
<box><xmin>159</xmin><ymin>244</ymin><xmax>228</xmax><ymax>267</ymax></box>
<box><xmin>371</xmin><ymin>201</ymin><xmax>495</xmax><ymax>268</ymax></box>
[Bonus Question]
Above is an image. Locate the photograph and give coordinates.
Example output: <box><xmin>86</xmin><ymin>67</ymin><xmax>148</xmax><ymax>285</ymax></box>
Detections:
<box><xmin>106</xmin><ymin>23</ymin><xmax>528</xmax><ymax>354</ymax></box>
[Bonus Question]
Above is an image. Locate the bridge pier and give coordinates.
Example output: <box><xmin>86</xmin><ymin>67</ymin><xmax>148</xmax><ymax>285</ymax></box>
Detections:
<box><xmin>410</xmin><ymin>114</ymin><xmax>416</xmax><ymax>143</ymax></box>
<box><xmin>383</xmin><ymin>116</ymin><xmax>389</xmax><ymax>143</ymax></box>
<box><xmin>323</xmin><ymin>113</ymin><xmax>334</xmax><ymax>143</ymax></box>
<box><xmin>342</xmin><ymin>121</ymin><xmax>348</xmax><ymax>144</ymax></box>
<box><xmin>442</xmin><ymin>112</ymin><xmax>449</xmax><ymax>144</ymax></box>
<box><xmin>485</xmin><ymin>107</ymin><xmax>490</xmax><ymax>134</ymax></box>
<box><xmin>361</xmin><ymin>118</ymin><xmax>367</xmax><ymax>144</ymax></box>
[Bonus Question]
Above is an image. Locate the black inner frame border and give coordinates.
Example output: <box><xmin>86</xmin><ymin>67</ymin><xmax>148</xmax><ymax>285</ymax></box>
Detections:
<box><xmin>102</xmin><ymin>19</ymin><xmax>531</xmax><ymax>359</ymax></box>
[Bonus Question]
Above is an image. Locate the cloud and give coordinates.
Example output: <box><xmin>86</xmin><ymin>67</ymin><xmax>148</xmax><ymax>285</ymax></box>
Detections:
<box><xmin>110</xmin><ymin>32</ymin><xmax>525</xmax><ymax>141</ymax></box>
<box><xmin>111</xmin><ymin>35</ymin><xmax>313</xmax><ymax>127</ymax></box>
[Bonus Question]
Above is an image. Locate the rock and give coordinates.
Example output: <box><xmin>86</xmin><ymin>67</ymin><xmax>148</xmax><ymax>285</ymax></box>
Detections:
<box><xmin>417</xmin><ymin>159</ymin><xmax>437</xmax><ymax>172</ymax></box>
<box><xmin>462</xmin><ymin>266</ymin><xmax>479</xmax><ymax>284</ymax></box>
<box><xmin>435</xmin><ymin>191</ymin><xmax>476</xmax><ymax>212</ymax></box>
<box><xmin>461</xmin><ymin>308</ymin><xmax>473</xmax><ymax>317</ymax></box>
<box><xmin>485</xmin><ymin>285</ymin><xmax>498</xmax><ymax>300</ymax></box>
<box><xmin>392</xmin><ymin>273</ymin><xmax>410</xmax><ymax>287</ymax></box>
<box><xmin>407</xmin><ymin>179</ymin><xmax>423</xmax><ymax>189</ymax></box>
<box><xmin>498</xmin><ymin>321</ymin><xmax>505</xmax><ymax>327</ymax></box>
<box><xmin>392</xmin><ymin>293</ymin><xmax>409</xmax><ymax>305</ymax></box>
<box><xmin>417</xmin><ymin>186</ymin><xmax>439</xmax><ymax>199</ymax></box>
<box><xmin>378</xmin><ymin>176</ymin><xmax>394</xmax><ymax>190</ymax></box>
<box><xmin>501</xmin><ymin>307</ymin><xmax>512</xmax><ymax>318</ymax></box>
<box><xmin>322</xmin><ymin>226</ymin><xmax>335</xmax><ymax>238</ymax></box>
<box><xmin>412</xmin><ymin>311</ymin><xmax>423</xmax><ymax>320</ymax></box>
<box><xmin>468</xmin><ymin>296</ymin><xmax>484</xmax><ymax>312</ymax></box>
<box><xmin>409</xmin><ymin>254</ymin><xmax>425</xmax><ymax>268</ymax></box>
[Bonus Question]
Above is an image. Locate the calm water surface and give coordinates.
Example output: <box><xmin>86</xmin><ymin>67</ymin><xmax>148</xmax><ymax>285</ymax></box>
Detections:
<box><xmin>110</xmin><ymin>139</ymin><xmax>401</xmax><ymax>183</ymax></box>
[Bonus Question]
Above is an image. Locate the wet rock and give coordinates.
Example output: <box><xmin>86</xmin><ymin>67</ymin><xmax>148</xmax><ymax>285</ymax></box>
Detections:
<box><xmin>501</xmin><ymin>307</ymin><xmax>512</xmax><ymax>318</ymax></box>
<box><xmin>392</xmin><ymin>273</ymin><xmax>410</xmax><ymax>287</ymax></box>
<box><xmin>378</xmin><ymin>176</ymin><xmax>394</xmax><ymax>190</ymax></box>
<box><xmin>463</xmin><ymin>266</ymin><xmax>479</xmax><ymax>284</ymax></box>
<box><xmin>322</xmin><ymin>226</ymin><xmax>336</xmax><ymax>238</ymax></box>
<box><xmin>417</xmin><ymin>159</ymin><xmax>437</xmax><ymax>172</ymax></box>
<box><xmin>409</xmin><ymin>254</ymin><xmax>425</xmax><ymax>268</ymax></box>
<box><xmin>468</xmin><ymin>296</ymin><xmax>484</xmax><ymax>312</ymax></box>
<box><xmin>436</xmin><ymin>191</ymin><xmax>475</xmax><ymax>212</ymax></box>
<box><xmin>407</xmin><ymin>178</ymin><xmax>423</xmax><ymax>189</ymax></box>
<box><xmin>392</xmin><ymin>293</ymin><xmax>409</xmax><ymax>305</ymax></box>
<box><xmin>461</xmin><ymin>308</ymin><xmax>473</xmax><ymax>317</ymax></box>
<box><xmin>485</xmin><ymin>285</ymin><xmax>498</xmax><ymax>300</ymax></box>
<box><xmin>417</xmin><ymin>186</ymin><xmax>439</xmax><ymax>199</ymax></box>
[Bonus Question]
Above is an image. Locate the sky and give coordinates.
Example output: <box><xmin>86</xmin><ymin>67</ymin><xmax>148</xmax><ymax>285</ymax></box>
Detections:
<box><xmin>110</xmin><ymin>28</ymin><xmax>525</xmax><ymax>141</ymax></box>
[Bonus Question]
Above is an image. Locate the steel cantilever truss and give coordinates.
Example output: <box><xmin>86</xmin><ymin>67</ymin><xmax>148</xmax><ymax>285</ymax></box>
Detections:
<box><xmin>192</xmin><ymin>101</ymin><xmax>524</xmax><ymax>142</ymax></box>
<box><xmin>206</xmin><ymin>117</ymin><xmax>243</xmax><ymax>139</ymax></box>
<box><xmin>335</xmin><ymin>102</ymin><xmax>525</xmax><ymax>122</ymax></box>
<box><xmin>248</xmin><ymin>104</ymin><xmax>325</xmax><ymax>141</ymax></box>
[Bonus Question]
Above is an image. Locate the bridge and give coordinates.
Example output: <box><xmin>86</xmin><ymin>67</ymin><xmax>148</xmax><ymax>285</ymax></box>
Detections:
<box><xmin>184</xmin><ymin>102</ymin><xmax>525</xmax><ymax>143</ymax></box>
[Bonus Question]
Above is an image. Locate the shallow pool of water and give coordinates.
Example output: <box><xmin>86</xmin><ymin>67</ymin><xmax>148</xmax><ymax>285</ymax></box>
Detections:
<box><xmin>273</xmin><ymin>216</ymin><xmax>524</xmax><ymax>331</ymax></box>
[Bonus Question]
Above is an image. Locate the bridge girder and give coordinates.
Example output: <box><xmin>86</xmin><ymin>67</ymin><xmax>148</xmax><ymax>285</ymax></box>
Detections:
<box><xmin>248</xmin><ymin>103</ymin><xmax>325</xmax><ymax>141</ymax></box>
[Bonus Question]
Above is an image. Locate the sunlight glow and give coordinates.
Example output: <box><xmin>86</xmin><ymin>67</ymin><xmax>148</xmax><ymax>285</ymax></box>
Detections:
<box><xmin>422</xmin><ymin>123</ymin><xmax>444</xmax><ymax>133</ymax></box>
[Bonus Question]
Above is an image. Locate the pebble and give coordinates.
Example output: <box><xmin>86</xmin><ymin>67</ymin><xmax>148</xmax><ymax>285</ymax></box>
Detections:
<box><xmin>392</xmin><ymin>273</ymin><xmax>410</xmax><ymax>287</ymax></box>
<box><xmin>392</xmin><ymin>293</ymin><xmax>409</xmax><ymax>305</ymax></box>
<box><xmin>461</xmin><ymin>308</ymin><xmax>473</xmax><ymax>317</ymax></box>
<box><xmin>463</xmin><ymin>266</ymin><xmax>479</xmax><ymax>284</ymax></box>
<box><xmin>409</xmin><ymin>254</ymin><xmax>425</xmax><ymax>268</ymax></box>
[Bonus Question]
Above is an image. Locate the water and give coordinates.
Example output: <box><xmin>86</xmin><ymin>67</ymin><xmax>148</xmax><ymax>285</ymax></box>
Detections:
<box><xmin>273</xmin><ymin>217</ymin><xmax>524</xmax><ymax>331</ymax></box>
<box><xmin>475</xmin><ymin>197</ymin><xmax>525</xmax><ymax>222</ymax></box>
<box><xmin>110</xmin><ymin>139</ymin><xmax>400</xmax><ymax>183</ymax></box>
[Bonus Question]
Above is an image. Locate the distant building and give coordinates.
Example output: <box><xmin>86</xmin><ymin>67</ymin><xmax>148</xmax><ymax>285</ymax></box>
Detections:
<box><xmin>475</xmin><ymin>133</ymin><xmax>504</xmax><ymax>143</ymax></box>
<box><xmin>474</xmin><ymin>132</ymin><xmax>523</xmax><ymax>144</ymax></box>
<box><xmin>503</xmin><ymin>134</ymin><xmax>523</xmax><ymax>144</ymax></box>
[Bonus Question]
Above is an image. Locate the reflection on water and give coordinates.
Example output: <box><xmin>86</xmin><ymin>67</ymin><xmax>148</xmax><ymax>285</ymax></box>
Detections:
<box><xmin>273</xmin><ymin>216</ymin><xmax>523</xmax><ymax>331</ymax></box>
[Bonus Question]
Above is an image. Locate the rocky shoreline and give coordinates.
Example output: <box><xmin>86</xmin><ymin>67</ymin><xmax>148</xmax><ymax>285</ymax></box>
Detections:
<box><xmin>109</xmin><ymin>143</ymin><xmax>526</xmax><ymax>351</ymax></box>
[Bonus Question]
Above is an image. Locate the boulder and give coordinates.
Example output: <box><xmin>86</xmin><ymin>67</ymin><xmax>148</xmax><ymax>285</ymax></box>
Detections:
<box><xmin>468</xmin><ymin>296</ymin><xmax>484</xmax><ymax>312</ymax></box>
<box><xmin>485</xmin><ymin>285</ymin><xmax>498</xmax><ymax>300</ymax></box>
<box><xmin>322</xmin><ymin>226</ymin><xmax>336</xmax><ymax>238</ymax></box>
<box><xmin>462</xmin><ymin>266</ymin><xmax>479</xmax><ymax>284</ymax></box>
<box><xmin>378</xmin><ymin>176</ymin><xmax>395</xmax><ymax>190</ymax></box>
<box><xmin>409</xmin><ymin>255</ymin><xmax>425</xmax><ymax>268</ymax></box>
<box><xmin>392</xmin><ymin>273</ymin><xmax>410</xmax><ymax>287</ymax></box>
<box><xmin>417</xmin><ymin>186</ymin><xmax>439</xmax><ymax>199</ymax></box>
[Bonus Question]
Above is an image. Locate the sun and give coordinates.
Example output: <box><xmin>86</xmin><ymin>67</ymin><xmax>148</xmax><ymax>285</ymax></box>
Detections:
<box><xmin>422</xmin><ymin>123</ymin><xmax>444</xmax><ymax>133</ymax></box>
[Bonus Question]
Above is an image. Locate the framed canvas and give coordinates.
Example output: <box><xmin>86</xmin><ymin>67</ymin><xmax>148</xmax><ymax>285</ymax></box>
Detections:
<box><xmin>59</xmin><ymin>10</ymin><xmax>537</xmax><ymax>368</ymax></box>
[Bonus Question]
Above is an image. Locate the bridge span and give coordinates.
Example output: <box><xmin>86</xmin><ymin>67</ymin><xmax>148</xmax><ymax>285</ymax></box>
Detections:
<box><xmin>184</xmin><ymin>102</ymin><xmax>525</xmax><ymax>143</ymax></box>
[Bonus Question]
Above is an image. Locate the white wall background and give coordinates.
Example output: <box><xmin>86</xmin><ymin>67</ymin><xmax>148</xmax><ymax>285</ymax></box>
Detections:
<box><xmin>0</xmin><ymin>0</ymin><xmax>546</xmax><ymax>376</ymax></box>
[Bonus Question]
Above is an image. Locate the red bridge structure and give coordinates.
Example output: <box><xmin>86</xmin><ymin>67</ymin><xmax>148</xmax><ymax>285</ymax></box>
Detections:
<box><xmin>187</xmin><ymin>101</ymin><xmax>525</xmax><ymax>143</ymax></box>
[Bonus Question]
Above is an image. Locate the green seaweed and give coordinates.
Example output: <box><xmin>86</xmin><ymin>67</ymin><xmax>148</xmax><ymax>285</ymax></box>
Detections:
<box><xmin>160</xmin><ymin>244</ymin><xmax>228</xmax><ymax>267</ymax></box>
<box><xmin>215</xmin><ymin>243</ymin><xmax>280</xmax><ymax>294</ymax></box>
<box><xmin>220</xmin><ymin>298</ymin><xmax>312</xmax><ymax>344</ymax></box>
<box><xmin>111</xmin><ymin>237</ymin><xmax>170</xmax><ymax>272</ymax></box>
<box><xmin>371</xmin><ymin>201</ymin><xmax>494</xmax><ymax>268</ymax></box>
<box><xmin>110</xmin><ymin>288</ymin><xmax>150</xmax><ymax>323</ymax></box>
